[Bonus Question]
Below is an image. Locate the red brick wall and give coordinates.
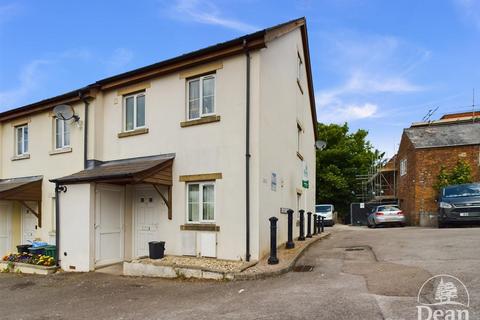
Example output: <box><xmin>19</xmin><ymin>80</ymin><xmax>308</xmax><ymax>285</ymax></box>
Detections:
<box><xmin>396</xmin><ymin>133</ymin><xmax>417</xmax><ymax>224</ymax></box>
<box><xmin>397</xmin><ymin>137</ymin><xmax>480</xmax><ymax>225</ymax></box>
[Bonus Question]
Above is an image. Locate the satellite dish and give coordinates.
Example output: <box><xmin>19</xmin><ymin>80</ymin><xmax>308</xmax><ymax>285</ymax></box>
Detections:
<box><xmin>315</xmin><ymin>140</ymin><xmax>327</xmax><ymax>150</ymax></box>
<box><xmin>53</xmin><ymin>104</ymin><xmax>80</xmax><ymax>121</ymax></box>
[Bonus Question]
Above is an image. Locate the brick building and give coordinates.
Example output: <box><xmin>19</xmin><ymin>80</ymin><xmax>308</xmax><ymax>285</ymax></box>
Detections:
<box><xmin>396</xmin><ymin>117</ymin><xmax>480</xmax><ymax>226</ymax></box>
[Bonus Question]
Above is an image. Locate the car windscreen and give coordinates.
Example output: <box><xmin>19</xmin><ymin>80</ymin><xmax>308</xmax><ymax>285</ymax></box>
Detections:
<box><xmin>443</xmin><ymin>184</ymin><xmax>480</xmax><ymax>198</ymax></box>
<box><xmin>315</xmin><ymin>205</ymin><xmax>332</xmax><ymax>213</ymax></box>
<box><xmin>377</xmin><ymin>206</ymin><xmax>399</xmax><ymax>211</ymax></box>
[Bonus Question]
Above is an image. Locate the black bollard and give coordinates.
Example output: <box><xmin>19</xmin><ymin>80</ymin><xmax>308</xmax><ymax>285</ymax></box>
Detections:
<box><xmin>286</xmin><ymin>209</ymin><xmax>295</xmax><ymax>249</ymax></box>
<box><xmin>268</xmin><ymin>217</ymin><xmax>279</xmax><ymax>264</ymax></box>
<box><xmin>317</xmin><ymin>215</ymin><xmax>321</xmax><ymax>234</ymax></box>
<box><xmin>306</xmin><ymin>212</ymin><xmax>312</xmax><ymax>238</ymax></box>
<box><xmin>313</xmin><ymin>214</ymin><xmax>318</xmax><ymax>235</ymax></box>
<box><xmin>321</xmin><ymin>216</ymin><xmax>325</xmax><ymax>233</ymax></box>
<box><xmin>298</xmin><ymin>210</ymin><xmax>306</xmax><ymax>241</ymax></box>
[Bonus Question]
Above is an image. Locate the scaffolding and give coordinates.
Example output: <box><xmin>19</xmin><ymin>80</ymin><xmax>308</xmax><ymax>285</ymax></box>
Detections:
<box><xmin>355</xmin><ymin>156</ymin><xmax>398</xmax><ymax>204</ymax></box>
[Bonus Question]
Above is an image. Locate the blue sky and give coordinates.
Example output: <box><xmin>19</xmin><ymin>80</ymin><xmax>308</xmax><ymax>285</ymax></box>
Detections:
<box><xmin>0</xmin><ymin>0</ymin><xmax>479</xmax><ymax>157</ymax></box>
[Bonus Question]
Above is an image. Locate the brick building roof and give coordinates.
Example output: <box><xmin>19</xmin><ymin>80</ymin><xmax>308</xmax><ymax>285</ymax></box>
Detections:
<box><xmin>405</xmin><ymin>122</ymin><xmax>480</xmax><ymax>149</ymax></box>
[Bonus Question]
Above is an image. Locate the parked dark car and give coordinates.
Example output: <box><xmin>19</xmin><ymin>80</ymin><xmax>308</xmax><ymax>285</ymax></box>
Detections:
<box><xmin>438</xmin><ymin>183</ymin><xmax>480</xmax><ymax>228</ymax></box>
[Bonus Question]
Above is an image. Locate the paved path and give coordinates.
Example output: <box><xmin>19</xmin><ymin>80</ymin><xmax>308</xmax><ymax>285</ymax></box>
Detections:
<box><xmin>0</xmin><ymin>225</ymin><xmax>478</xmax><ymax>319</ymax></box>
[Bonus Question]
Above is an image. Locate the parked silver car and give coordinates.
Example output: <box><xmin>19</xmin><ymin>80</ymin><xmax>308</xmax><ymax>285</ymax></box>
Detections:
<box><xmin>367</xmin><ymin>205</ymin><xmax>406</xmax><ymax>228</ymax></box>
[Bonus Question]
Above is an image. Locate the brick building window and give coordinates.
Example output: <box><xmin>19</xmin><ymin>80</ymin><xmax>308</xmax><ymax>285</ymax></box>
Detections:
<box><xmin>400</xmin><ymin>158</ymin><xmax>407</xmax><ymax>176</ymax></box>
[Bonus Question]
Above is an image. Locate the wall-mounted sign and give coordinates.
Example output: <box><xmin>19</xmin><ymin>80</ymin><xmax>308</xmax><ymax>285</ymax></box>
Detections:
<box><xmin>271</xmin><ymin>172</ymin><xmax>277</xmax><ymax>191</ymax></box>
<box><xmin>302</xmin><ymin>162</ymin><xmax>309</xmax><ymax>189</ymax></box>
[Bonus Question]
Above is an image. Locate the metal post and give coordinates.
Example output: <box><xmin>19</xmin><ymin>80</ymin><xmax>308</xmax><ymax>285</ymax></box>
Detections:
<box><xmin>286</xmin><ymin>209</ymin><xmax>295</xmax><ymax>249</ymax></box>
<box><xmin>313</xmin><ymin>214</ymin><xmax>317</xmax><ymax>235</ymax></box>
<box><xmin>268</xmin><ymin>217</ymin><xmax>279</xmax><ymax>265</ymax></box>
<box><xmin>306</xmin><ymin>212</ymin><xmax>312</xmax><ymax>238</ymax></box>
<box><xmin>321</xmin><ymin>216</ymin><xmax>325</xmax><ymax>233</ymax></box>
<box><xmin>317</xmin><ymin>215</ymin><xmax>321</xmax><ymax>234</ymax></box>
<box><xmin>298</xmin><ymin>210</ymin><xmax>305</xmax><ymax>241</ymax></box>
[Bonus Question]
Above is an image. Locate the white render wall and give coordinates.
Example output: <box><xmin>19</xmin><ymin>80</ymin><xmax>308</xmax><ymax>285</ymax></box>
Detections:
<box><xmin>255</xmin><ymin>29</ymin><xmax>316</xmax><ymax>259</ymax></box>
<box><xmin>91</xmin><ymin>54</ymin><xmax>249</xmax><ymax>261</ymax></box>
<box><xmin>0</xmin><ymin>102</ymin><xmax>86</xmax><ymax>243</ymax></box>
<box><xmin>0</xmin><ymin>26</ymin><xmax>317</xmax><ymax>265</ymax></box>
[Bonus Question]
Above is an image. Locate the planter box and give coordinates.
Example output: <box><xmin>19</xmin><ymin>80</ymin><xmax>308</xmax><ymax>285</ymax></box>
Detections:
<box><xmin>0</xmin><ymin>261</ymin><xmax>58</xmax><ymax>275</ymax></box>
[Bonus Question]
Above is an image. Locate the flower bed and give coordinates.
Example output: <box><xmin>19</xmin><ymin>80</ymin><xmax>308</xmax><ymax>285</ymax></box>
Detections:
<box><xmin>1</xmin><ymin>253</ymin><xmax>57</xmax><ymax>275</ymax></box>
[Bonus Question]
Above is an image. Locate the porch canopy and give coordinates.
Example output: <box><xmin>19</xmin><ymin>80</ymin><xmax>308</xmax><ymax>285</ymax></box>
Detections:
<box><xmin>0</xmin><ymin>176</ymin><xmax>43</xmax><ymax>226</ymax></box>
<box><xmin>51</xmin><ymin>154</ymin><xmax>174</xmax><ymax>219</ymax></box>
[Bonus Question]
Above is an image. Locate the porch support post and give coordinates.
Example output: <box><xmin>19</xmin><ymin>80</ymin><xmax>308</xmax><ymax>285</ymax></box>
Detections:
<box><xmin>152</xmin><ymin>184</ymin><xmax>172</xmax><ymax>220</ymax></box>
<box><xmin>19</xmin><ymin>200</ymin><xmax>42</xmax><ymax>228</ymax></box>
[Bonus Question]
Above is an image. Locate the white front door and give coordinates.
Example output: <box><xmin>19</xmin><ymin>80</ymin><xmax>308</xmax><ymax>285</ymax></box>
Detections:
<box><xmin>0</xmin><ymin>202</ymin><xmax>12</xmax><ymax>256</ymax></box>
<box><xmin>134</xmin><ymin>189</ymin><xmax>161</xmax><ymax>257</ymax></box>
<box><xmin>22</xmin><ymin>205</ymin><xmax>37</xmax><ymax>244</ymax></box>
<box><xmin>95</xmin><ymin>185</ymin><xmax>124</xmax><ymax>266</ymax></box>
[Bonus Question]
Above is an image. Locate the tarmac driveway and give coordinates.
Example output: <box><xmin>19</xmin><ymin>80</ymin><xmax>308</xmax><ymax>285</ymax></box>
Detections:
<box><xmin>0</xmin><ymin>225</ymin><xmax>478</xmax><ymax>320</ymax></box>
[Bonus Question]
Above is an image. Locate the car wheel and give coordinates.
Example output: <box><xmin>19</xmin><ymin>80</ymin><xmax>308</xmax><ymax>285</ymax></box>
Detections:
<box><xmin>371</xmin><ymin>222</ymin><xmax>377</xmax><ymax>228</ymax></box>
<box><xmin>399</xmin><ymin>223</ymin><xmax>405</xmax><ymax>227</ymax></box>
<box><xmin>438</xmin><ymin>221</ymin><xmax>447</xmax><ymax>228</ymax></box>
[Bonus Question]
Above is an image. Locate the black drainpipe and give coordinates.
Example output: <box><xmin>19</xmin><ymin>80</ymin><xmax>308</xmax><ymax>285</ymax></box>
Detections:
<box><xmin>54</xmin><ymin>183</ymin><xmax>66</xmax><ymax>266</ymax></box>
<box><xmin>80</xmin><ymin>92</ymin><xmax>89</xmax><ymax>169</ymax></box>
<box><xmin>243</xmin><ymin>40</ymin><xmax>251</xmax><ymax>262</ymax></box>
<box><xmin>54</xmin><ymin>183</ymin><xmax>60</xmax><ymax>265</ymax></box>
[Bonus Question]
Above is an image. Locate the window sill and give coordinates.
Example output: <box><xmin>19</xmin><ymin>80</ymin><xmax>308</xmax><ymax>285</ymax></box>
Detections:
<box><xmin>297</xmin><ymin>79</ymin><xmax>304</xmax><ymax>94</ymax></box>
<box><xmin>49</xmin><ymin>147</ymin><xmax>72</xmax><ymax>156</ymax></box>
<box><xmin>297</xmin><ymin>152</ymin><xmax>304</xmax><ymax>161</ymax></box>
<box><xmin>180</xmin><ymin>224</ymin><xmax>219</xmax><ymax>232</ymax></box>
<box><xmin>117</xmin><ymin>127</ymin><xmax>149</xmax><ymax>138</ymax></box>
<box><xmin>11</xmin><ymin>154</ymin><xmax>30</xmax><ymax>161</ymax></box>
<box><xmin>180</xmin><ymin>115</ymin><xmax>220</xmax><ymax>128</ymax></box>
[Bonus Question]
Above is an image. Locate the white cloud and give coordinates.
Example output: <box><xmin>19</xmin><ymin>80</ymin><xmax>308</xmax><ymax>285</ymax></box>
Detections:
<box><xmin>167</xmin><ymin>0</ymin><xmax>258</xmax><ymax>33</ymax></box>
<box><xmin>316</xmin><ymin>32</ymin><xmax>429</xmax><ymax>124</ymax></box>
<box><xmin>318</xmin><ymin>102</ymin><xmax>379</xmax><ymax>123</ymax></box>
<box><xmin>454</xmin><ymin>0</ymin><xmax>480</xmax><ymax>29</ymax></box>
<box><xmin>105</xmin><ymin>48</ymin><xmax>134</xmax><ymax>72</ymax></box>
<box><xmin>0</xmin><ymin>3</ymin><xmax>21</xmax><ymax>26</ymax></box>
<box><xmin>0</xmin><ymin>59</ymin><xmax>51</xmax><ymax>108</ymax></box>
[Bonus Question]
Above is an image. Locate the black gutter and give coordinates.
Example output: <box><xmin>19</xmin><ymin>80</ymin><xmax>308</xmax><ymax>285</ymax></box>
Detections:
<box><xmin>244</xmin><ymin>40</ymin><xmax>251</xmax><ymax>262</ymax></box>
<box><xmin>80</xmin><ymin>92</ymin><xmax>89</xmax><ymax>169</ymax></box>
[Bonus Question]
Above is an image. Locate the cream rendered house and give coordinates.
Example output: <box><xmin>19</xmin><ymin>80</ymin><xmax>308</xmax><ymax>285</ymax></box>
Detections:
<box><xmin>0</xmin><ymin>18</ymin><xmax>318</xmax><ymax>271</ymax></box>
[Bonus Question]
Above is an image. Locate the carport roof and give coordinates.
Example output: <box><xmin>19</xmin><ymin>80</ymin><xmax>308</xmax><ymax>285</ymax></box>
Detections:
<box><xmin>50</xmin><ymin>154</ymin><xmax>174</xmax><ymax>185</ymax></box>
<box><xmin>0</xmin><ymin>175</ymin><xmax>43</xmax><ymax>201</ymax></box>
<box><xmin>405</xmin><ymin>122</ymin><xmax>480</xmax><ymax>149</ymax></box>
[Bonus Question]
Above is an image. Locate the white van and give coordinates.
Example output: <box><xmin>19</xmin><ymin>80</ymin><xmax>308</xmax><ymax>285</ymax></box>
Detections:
<box><xmin>315</xmin><ymin>204</ymin><xmax>335</xmax><ymax>226</ymax></box>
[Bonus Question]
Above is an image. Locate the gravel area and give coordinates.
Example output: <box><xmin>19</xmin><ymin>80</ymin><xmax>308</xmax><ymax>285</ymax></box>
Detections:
<box><xmin>142</xmin><ymin>255</ymin><xmax>252</xmax><ymax>273</ymax></box>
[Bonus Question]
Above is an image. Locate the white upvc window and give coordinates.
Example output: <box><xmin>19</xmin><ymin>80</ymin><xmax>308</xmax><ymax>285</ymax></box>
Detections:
<box><xmin>124</xmin><ymin>92</ymin><xmax>146</xmax><ymax>131</ymax></box>
<box><xmin>187</xmin><ymin>74</ymin><xmax>215</xmax><ymax>120</ymax></box>
<box><xmin>15</xmin><ymin>124</ymin><xmax>28</xmax><ymax>156</ymax></box>
<box><xmin>400</xmin><ymin>158</ymin><xmax>407</xmax><ymax>176</ymax></box>
<box><xmin>55</xmin><ymin>118</ymin><xmax>70</xmax><ymax>149</ymax></box>
<box><xmin>187</xmin><ymin>182</ymin><xmax>215</xmax><ymax>223</ymax></box>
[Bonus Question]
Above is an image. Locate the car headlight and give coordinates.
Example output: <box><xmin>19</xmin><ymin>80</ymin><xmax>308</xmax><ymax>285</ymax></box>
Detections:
<box><xmin>439</xmin><ymin>202</ymin><xmax>453</xmax><ymax>209</ymax></box>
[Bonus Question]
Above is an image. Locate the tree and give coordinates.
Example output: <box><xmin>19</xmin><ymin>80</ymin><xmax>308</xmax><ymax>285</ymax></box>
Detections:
<box><xmin>434</xmin><ymin>160</ymin><xmax>472</xmax><ymax>191</ymax></box>
<box><xmin>316</xmin><ymin>123</ymin><xmax>384</xmax><ymax>218</ymax></box>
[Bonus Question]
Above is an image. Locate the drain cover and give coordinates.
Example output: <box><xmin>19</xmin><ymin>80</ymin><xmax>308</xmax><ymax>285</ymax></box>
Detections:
<box><xmin>293</xmin><ymin>265</ymin><xmax>314</xmax><ymax>272</ymax></box>
<box><xmin>345</xmin><ymin>247</ymin><xmax>365</xmax><ymax>251</ymax></box>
